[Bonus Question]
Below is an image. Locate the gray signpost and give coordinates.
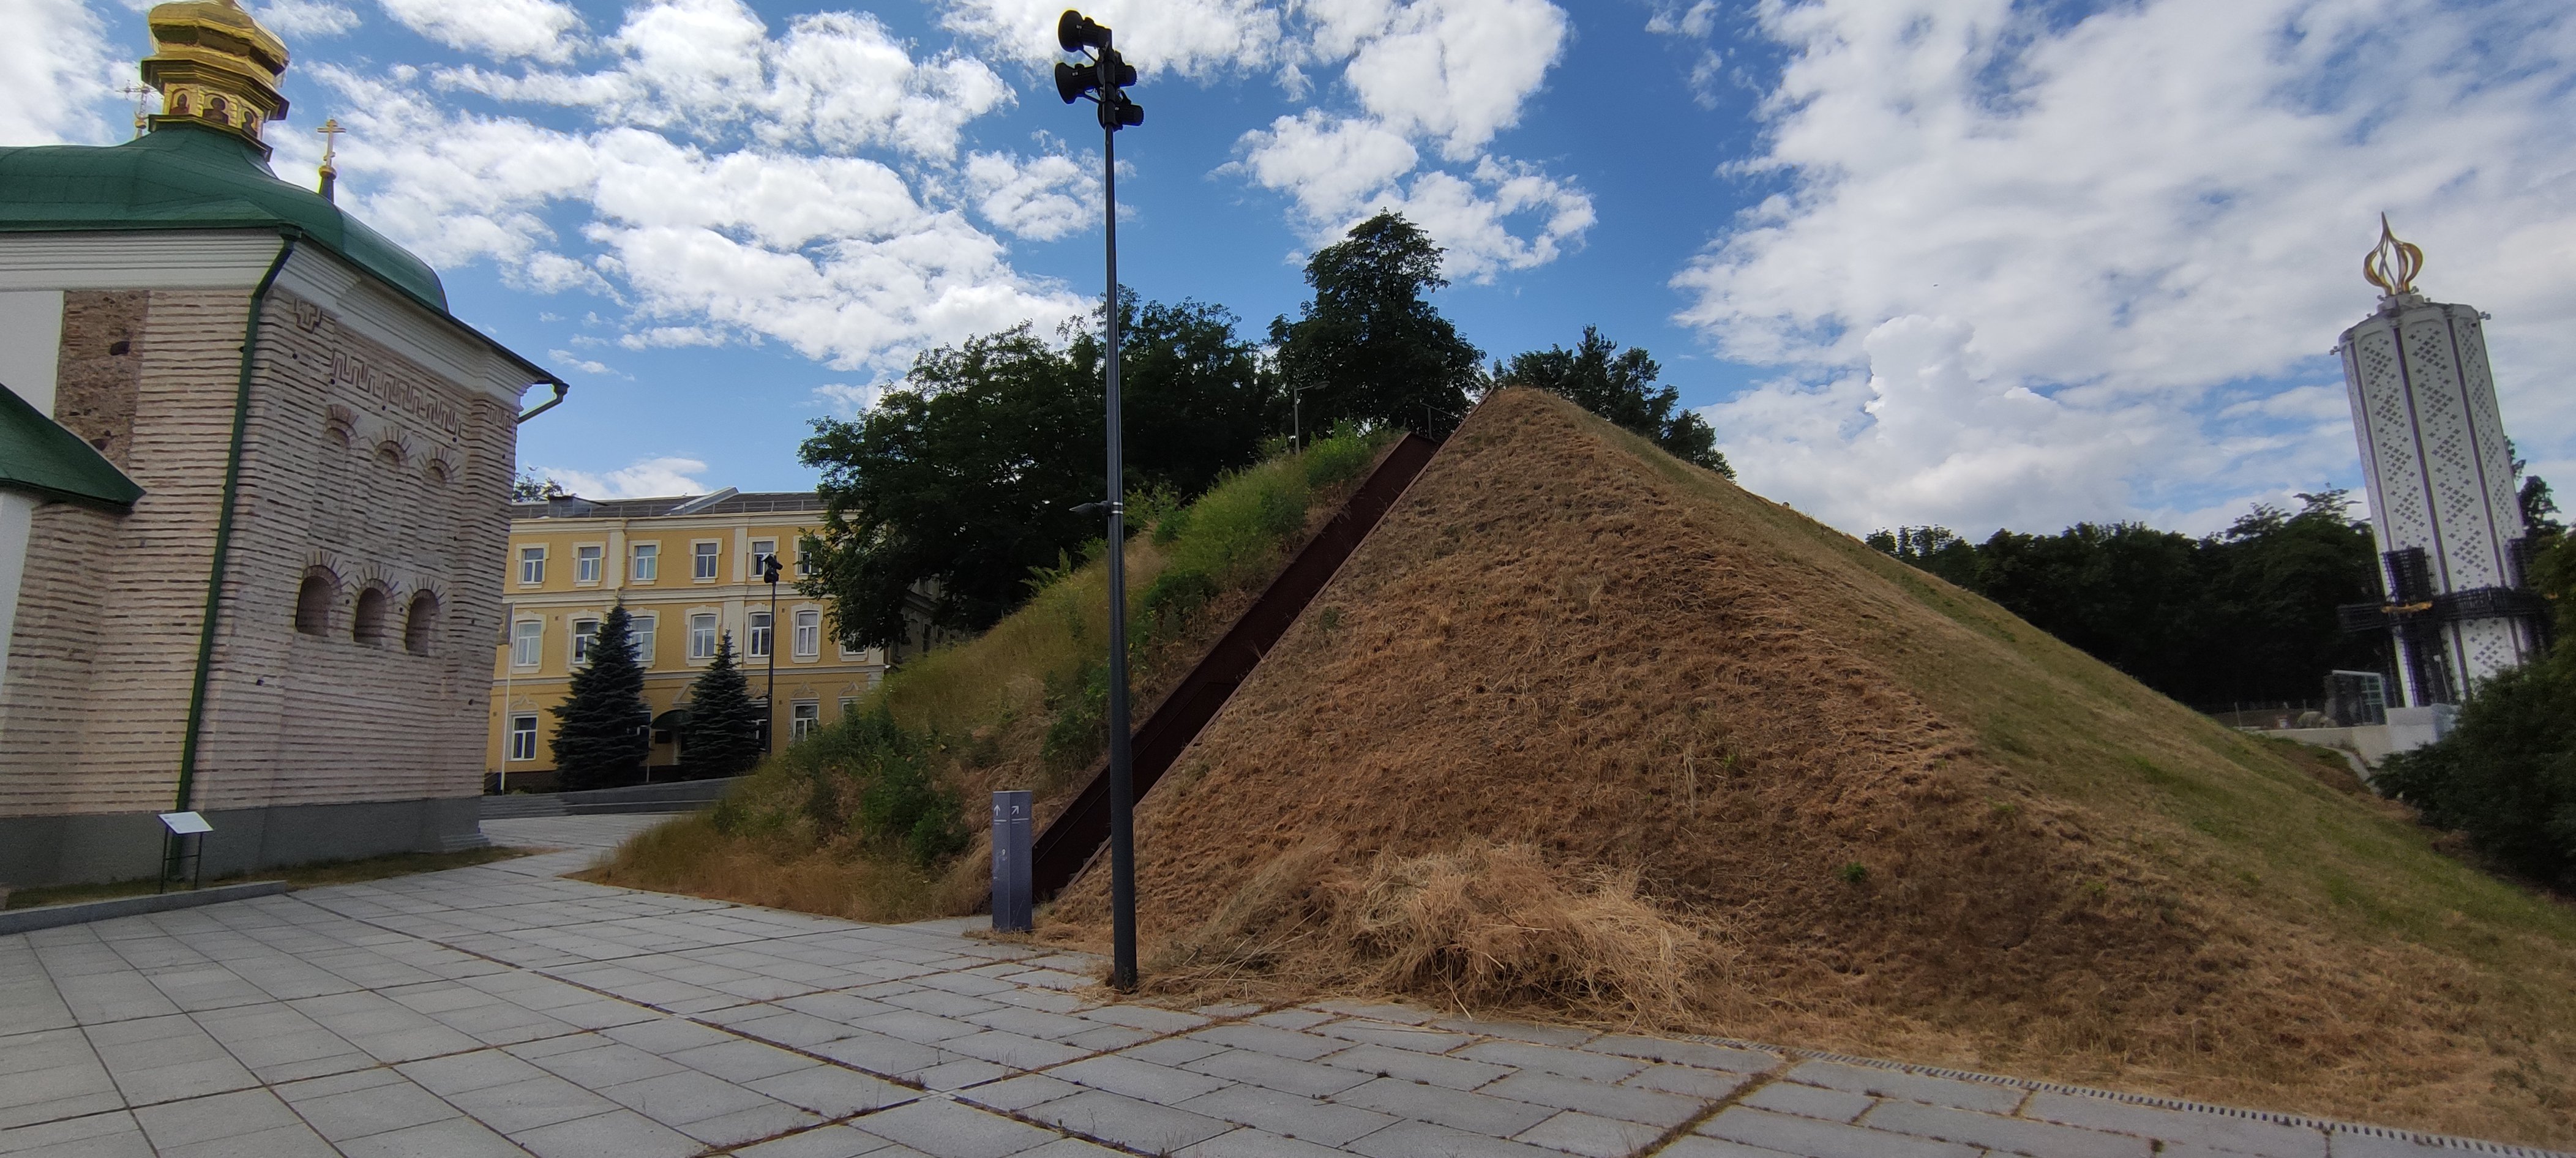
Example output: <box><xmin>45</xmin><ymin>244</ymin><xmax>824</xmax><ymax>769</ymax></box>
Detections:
<box><xmin>991</xmin><ymin>790</ymin><xmax>1033</xmax><ymax>932</ymax></box>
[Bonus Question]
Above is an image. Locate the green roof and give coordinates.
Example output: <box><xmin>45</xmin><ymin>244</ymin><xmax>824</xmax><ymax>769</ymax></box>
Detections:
<box><xmin>0</xmin><ymin>122</ymin><xmax>446</xmax><ymax>310</ymax></box>
<box><xmin>0</xmin><ymin>384</ymin><xmax>143</xmax><ymax>513</ymax></box>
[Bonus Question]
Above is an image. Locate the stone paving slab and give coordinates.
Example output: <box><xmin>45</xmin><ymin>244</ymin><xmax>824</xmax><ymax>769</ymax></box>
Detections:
<box><xmin>0</xmin><ymin>813</ymin><xmax>2563</xmax><ymax>1158</ymax></box>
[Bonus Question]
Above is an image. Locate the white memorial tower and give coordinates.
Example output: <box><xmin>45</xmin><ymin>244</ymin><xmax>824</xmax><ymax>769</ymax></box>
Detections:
<box><xmin>2335</xmin><ymin>218</ymin><xmax>2544</xmax><ymax>708</ymax></box>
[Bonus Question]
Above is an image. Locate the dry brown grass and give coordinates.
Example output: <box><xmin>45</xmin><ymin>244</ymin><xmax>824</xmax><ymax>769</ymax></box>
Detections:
<box><xmin>1041</xmin><ymin>388</ymin><xmax>2576</xmax><ymax>1146</ymax></box>
<box><xmin>581</xmin><ymin>813</ymin><xmax>984</xmax><ymax>923</ymax></box>
<box><xmin>1143</xmin><ymin>840</ymin><xmax>1721</xmax><ymax>1022</ymax></box>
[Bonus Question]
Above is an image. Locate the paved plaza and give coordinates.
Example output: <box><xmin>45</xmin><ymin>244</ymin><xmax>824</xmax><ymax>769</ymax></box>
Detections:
<box><xmin>0</xmin><ymin>816</ymin><xmax>2556</xmax><ymax>1158</ymax></box>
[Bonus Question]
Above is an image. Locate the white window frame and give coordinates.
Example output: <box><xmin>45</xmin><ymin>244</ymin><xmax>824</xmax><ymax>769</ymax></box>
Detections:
<box><xmin>511</xmin><ymin>619</ymin><xmax>542</xmax><ymax>668</ymax></box>
<box><xmin>747</xmin><ymin>610</ymin><xmax>773</xmax><ymax>659</ymax></box>
<box><xmin>692</xmin><ymin>540</ymin><xmax>721</xmax><ymax>581</ymax></box>
<box><xmin>507</xmin><ymin>714</ymin><xmax>539</xmax><ymax>761</ymax></box>
<box><xmin>571</xmin><ymin>617</ymin><xmax>600</xmax><ymax>665</ymax></box>
<box><xmin>837</xmin><ymin>697</ymin><xmax>857</xmax><ymax>720</ymax></box>
<box><xmin>574</xmin><ymin>544</ymin><xmax>603</xmax><ymax>585</ymax></box>
<box><xmin>790</xmin><ymin>701</ymin><xmax>820</xmax><ymax>743</ymax></box>
<box><xmin>687</xmin><ymin>613</ymin><xmax>718</xmax><ymax>660</ymax></box>
<box><xmin>792</xmin><ymin>609</ymin><xmax>820</xmax><ymax>658</ymax></box>
<box><xmin>518</xmin><ymin>546</ymin><xmax>545</xmax><ymax>586</ymax></box>
<box><xmin>630</xmin><ymin>542</ymin><xmax>659</xmax><ymax>583</ymax></box>
<box><xmin>750</xmin><ymin>539</ymin><xmax>777</xmax><ymax>581</ymax></box>
<box><xmin>629</xmin><ymin>613</ymin><xmax>656</xmax><ymax>667</ymax></box>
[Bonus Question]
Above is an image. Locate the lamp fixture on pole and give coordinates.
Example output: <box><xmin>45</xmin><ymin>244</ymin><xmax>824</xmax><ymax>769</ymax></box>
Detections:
<box><xmin>1055</xmin><ymin>7</ymin><xmax>1142</xmax><ymax>993</ymax></box>
<box><xmin>761</xmin><ymin>551</ymin><xmax>782</xmax><ymax>754</ymax></box>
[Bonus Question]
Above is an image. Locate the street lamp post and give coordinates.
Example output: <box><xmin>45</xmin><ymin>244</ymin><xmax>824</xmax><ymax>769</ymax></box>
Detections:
<box><xmin>1055</xmin><ymin>8</ymin><xmax>1143</xmax><ymax>993</ymax></box>
<box><xmin>761</xmin><ymin>552</ymin><xmax>782</xmax><ymax>753</ymax></box>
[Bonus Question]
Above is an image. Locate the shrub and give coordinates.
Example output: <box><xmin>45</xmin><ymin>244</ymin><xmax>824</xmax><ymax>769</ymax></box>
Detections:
<box><xmin>1039</xmin><ymin>660</ymin><xmax>1109</xmax><ymax>772</ymax></box>
<box><xmin>2378</xmin><ymin>660</ymin><xmax>2576</xmax><ymax>886</ymax></box>
<box><xmin>2377</xmin><ymin>534</ymin><xmax>2576</xmax><ymax>886</ymax></box>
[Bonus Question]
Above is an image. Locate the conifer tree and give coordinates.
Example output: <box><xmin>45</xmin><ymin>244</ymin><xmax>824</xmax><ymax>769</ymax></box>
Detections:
<box><xmin>681</xmin><ymin>632</ymin><xmax>765</xmax><ymax>779</ymax></box>
<box><xmin>549</xmin><ymin>604</ymin><xmax>650</xmax><ymax>791</ymax></box>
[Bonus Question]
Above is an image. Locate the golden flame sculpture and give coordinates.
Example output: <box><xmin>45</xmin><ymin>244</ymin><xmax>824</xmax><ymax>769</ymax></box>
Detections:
<box><xmin>2363</xmin><ymin>214</ymin><xmax>2424</xmax><ymax>296</ymax></box>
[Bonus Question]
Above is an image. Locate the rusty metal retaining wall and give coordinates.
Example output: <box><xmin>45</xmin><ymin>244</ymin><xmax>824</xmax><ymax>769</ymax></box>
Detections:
<box><xmin>1028</xmin><ymin>433</ymin><xmax>1440</xmax><ymax>900</ymax></box>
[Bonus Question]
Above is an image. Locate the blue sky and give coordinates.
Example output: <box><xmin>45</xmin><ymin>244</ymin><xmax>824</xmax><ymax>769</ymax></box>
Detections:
<box><xmin>14</xmin><ymin>0</ymin><xmax>2575</xmax><ymax>537</ymax></box>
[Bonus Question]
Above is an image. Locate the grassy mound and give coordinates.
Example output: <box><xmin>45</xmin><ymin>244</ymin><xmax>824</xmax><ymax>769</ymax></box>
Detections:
<box><xmin>1039</xmin><ymin>388</ymin><xmax>2576</xmax><ymax>1144</ymax></box>
<box><xmin>591</xmin><ymin>427</ymin><xmax>1399</xmax><ymax>921</ymax></box>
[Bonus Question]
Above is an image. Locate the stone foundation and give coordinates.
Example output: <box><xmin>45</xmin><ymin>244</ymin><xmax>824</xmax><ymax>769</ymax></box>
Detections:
<box><xmin>0</xmin><ymin>795</ymin><xmax>485</xmax><ymax>887</ymax></box>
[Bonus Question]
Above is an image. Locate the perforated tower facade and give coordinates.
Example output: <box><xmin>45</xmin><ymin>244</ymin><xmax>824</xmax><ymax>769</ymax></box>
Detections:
<box><xmin>2336</xmin><ymin>225</ymin><xmax>2540</xmax><ymax>706</ymax></box>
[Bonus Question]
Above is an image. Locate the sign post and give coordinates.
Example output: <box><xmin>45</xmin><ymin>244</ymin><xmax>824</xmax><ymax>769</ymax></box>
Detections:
<box><xmin>991</xmin><ymin>790</ymin><xmax>1033</xmax><ymax>933</ymax></box>
<box><xmin>157</xmin><ymin>811</ymin><xmax>211</xmax><ymax>892</ymax></box>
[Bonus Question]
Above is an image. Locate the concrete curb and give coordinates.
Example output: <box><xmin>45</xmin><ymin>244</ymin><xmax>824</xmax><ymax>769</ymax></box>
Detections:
<box><xmin>1683</xmin><ymin>1033</ymin><xmax>2575</xmax><ymax>1157</ymax></box>
<box><xmin>0</xmin><ymin>880</ymin><xmax>291</xmax><ymax>936</ymax></box>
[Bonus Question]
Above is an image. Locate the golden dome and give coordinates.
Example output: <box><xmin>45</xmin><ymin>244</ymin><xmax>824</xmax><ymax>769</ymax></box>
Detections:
<box><xmin>141</xmin><ymin>0</ymin><xmax>291</xmax><ymax>151</ymax></box>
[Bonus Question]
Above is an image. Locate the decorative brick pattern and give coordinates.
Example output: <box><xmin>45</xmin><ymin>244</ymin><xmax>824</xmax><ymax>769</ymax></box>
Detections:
<box><xmin>0</xmin><ymin>285</ymin><xmax>516</xmax><ymax>820</ymax></box>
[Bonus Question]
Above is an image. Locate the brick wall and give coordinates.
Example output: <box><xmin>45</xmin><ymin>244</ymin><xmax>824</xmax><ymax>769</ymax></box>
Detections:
<box><xmin>0</xmin><ymin>285</ymin><xmax>518</xmax><ymax>818</ymax></box>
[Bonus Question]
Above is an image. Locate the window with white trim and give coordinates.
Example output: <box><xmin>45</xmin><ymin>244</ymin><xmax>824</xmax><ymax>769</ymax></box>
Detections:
<box><xmin>688</xmin><ymin>613</ymin><xmax>718</xmax><ymax>659</ymax></box>
<box><xmin>571</xmin><ymin>618</ymin><xmax>599</xmax><ymax>664</ymax></box>
<box><xmin>507</xmin><ymin>714</ymin><xmax>539</xmax><ymax>761</ymax></box>
<box><xmin>837</xmin><ymin>697</ymin><xmax>856</xmax><ymax>720</ymax></box>
<box><xmin>751</xmin><ymin>539</ymin><xmax>776</xmax><ymax>580</ymax></box>
<box><xmin>518</xmin><ymin>546</ymin><xmax>545</xmax><ymax>585</ymax></box>
<box><xmin>793</xmin><ymin>610</ymin><xmax>820</xmax><ymax>658</ymax></box>
<box><xmin>790</xmin><ymin>701</ymin><xmax>820</xmax><ymax>743</ymax></box>
<box><xmin>575</xmin><ymin>545</ymin><xmax>602</xmax><ymax>584</ymax></box>
<box><xmin>631</xmin><ymin>542</ymin><xmax>658</xmax><ymax>583</ymax></box>
<box><xmin>692</xmin><ymin>542</ymin><xmax>719</xmax><ymax>581</ymax></box>
<box><xmin>629</xmin><ymin>613</ymin><xmax>656</xmax><ymax>667</ymax></box>
<box><xmin>747</xmin><ymin>611</ymin><xmax>772</xmax><ymax>658</ymax></box>
<box><xmin>511</xmin><ymin>620</ymin><xmax>542</xmax><ymax>667</ymax></box>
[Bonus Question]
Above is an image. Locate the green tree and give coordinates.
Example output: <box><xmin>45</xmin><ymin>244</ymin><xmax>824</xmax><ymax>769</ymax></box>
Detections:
<box><xmin>801</xmin><ymin>326</ymin><xmax>1095</xmax><ymax>649</ymax></box>
<box><xmin>1864</xmin><ymin>491</ymin><xmax>2382</xmax><ymax>708</ymax></box>
<box><xmin>681</xmin><ymin>632</ymin><xmax>765</xmax><ymax>779</ymax></box>
<box><xmin>1271</xmin><ymin>212</ymin><xmax>1482</xmax><ymax>439</ymax></box>
<box><xmin>549</xmin><ymin>605</ymin><xmax>649</xmax><ymax>791</ymax></box>
<box><xmin>1497</xmin><ymin>326</ymin><xmax>1731</xmax><ymax>476</ymax></box>
<box><xmin>2378</xmin><ymin>535</ymin><xmax>2576</xmax><ymax>885</ymax></box>
<box><xmin>1101</xmin><ymin>296</ymin><xmax>1281</xmax><ymax>498</ymax></box>
<box><xmin>799</xmin><ymin>301</ymin><xmax>1278</xmax><ymax>650</ymax></box>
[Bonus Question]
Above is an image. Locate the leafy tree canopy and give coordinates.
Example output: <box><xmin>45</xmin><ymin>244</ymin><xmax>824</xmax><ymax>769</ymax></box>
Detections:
<box><xmin>2378</xmin><ymin>528</ymin><xmax>2576</xmax><ymax>886</ymax></box>
<box><xmin>1271</xmin><ymin>212</ymin><xmax>1482</xmax><ymax>439</ymax></box>
<box><xmin>549</xmin><ymin>605</ymin><xmax>650</xmax><ymax>790</ymax></box>
<box><xmin>1497</xmin><ymin>326</ymin><xmax>1730</xmax><ymax>476</ymax></box>
<box><xmin>799</xmin><ymin>299</ymin><xmax>1276</xmax><ymax>650</ymax></box>
<box><xmin>1866</xmin><ymin>490</ymin><xmax>2383</xmax><ymax>706</ymax></box>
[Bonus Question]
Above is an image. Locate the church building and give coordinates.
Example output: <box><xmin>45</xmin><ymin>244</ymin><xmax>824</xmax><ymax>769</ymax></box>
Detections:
<box><xmin>0</xmin><ymin>0</ymin><xmax>565</xmax><ymax>886</ymax></box>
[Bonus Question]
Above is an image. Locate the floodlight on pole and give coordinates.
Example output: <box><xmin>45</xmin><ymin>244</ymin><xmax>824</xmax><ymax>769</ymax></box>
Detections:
<box><xmin>1056</xmin><ymin>7</ymin><xmax>1143</xmax><ymax>994</ymax></box>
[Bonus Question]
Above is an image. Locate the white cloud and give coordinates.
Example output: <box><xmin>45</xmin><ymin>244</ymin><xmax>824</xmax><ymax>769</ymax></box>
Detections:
<box><xmin>963</xmin><ymin>149</ymin><xmax>1099</xmax><ymax>241</ymax></box>
<box><xmin>0</xmin><ymin>0</ymin><xmax>120</xmax><ymax>146</ymax></box>
<box><xmin>949</xmin><ymin>0</ymin><xmax>1593</xmax><ymax>278</ymax></box>
<box><xmin>245</xmin><ymin>0</ymin><xmax>359</xmax><ymax>37</ymax></box>
<box><xmin>378</xmin><ymin>0</ymin><xmax>581</xmax><ymax>61</ymax></box>
<box><xmin>1233</xmin><ymin>112</ymin><xmax>1587</xmax><ymax>282</ymax></box>
<box><xmin>1232</xmin><ymin>111</ymin><xmax>1418</xmax><ymax>221</ymax></box>
<box><xmin>537</xmin><ymin>455</ymin><xmax>711</xmax><ymax>498</ymax></box>
<box><xmin>1337</xmin><ymin>0</ymin><xmax>1563</xmax><ymax>161</ymax></box>
<box><xmin>307</xmin><ymin>7</ymin><xmax>1084</xmax><ymax>373</ymax></box>
<box><xmin>812</xmin><ymin>381</ymin><xmax>890</xmax><ymax>416</ymax></box>
<box><xmin>1678</xmin><ymin>0</ymin><xmax>2576</xmax><ymax>535</ymax></box>
<box><xmin>545</xmin><ymin>348</ymin><xmax>613</xmax><ymax>375</ymax></box>
<box><xmin>443</xmin><ymin>0</ymin><xmax>1011</xmax><ymax>159</ymax></box>
<box><xmin>936</xmin><ymin>0</ymin><xmax>1284</xmax><ymax>78</ymax></box>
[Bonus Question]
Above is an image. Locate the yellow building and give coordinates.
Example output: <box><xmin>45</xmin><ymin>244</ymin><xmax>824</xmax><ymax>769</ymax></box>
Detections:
<box><xmin>485</xmin><ymin>488</ymin><xmax>906</xmax><ymax>788</ymax></box>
